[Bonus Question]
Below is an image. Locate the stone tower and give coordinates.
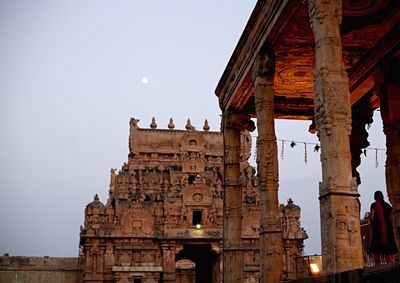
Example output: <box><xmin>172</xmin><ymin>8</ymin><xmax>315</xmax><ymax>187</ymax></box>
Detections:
<box><xmin>79</xmin><ymin>118</ymin><xmax>307</xmax><ymax>283</ymax></box>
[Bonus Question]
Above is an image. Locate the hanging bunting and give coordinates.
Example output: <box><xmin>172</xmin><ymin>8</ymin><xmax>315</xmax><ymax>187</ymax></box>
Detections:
<box><xmin>252</xmin><ymin>136</ymin><xmax>385</xmax><ymax>168</ymax></box>
<box><xmin>304</xmin><ymin>143</ymin><xmax>308</xmax><ymax>165</ymax></box>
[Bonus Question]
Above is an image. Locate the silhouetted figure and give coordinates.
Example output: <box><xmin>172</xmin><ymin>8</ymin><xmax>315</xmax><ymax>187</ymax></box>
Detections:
<box><xmin>369</xmin><ymin>190</ymin><xmax>398</xmax><ymax>265</ymax></box>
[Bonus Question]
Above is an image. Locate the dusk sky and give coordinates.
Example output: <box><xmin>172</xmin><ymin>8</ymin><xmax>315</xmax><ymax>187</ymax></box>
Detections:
<box><xmin>0</xmin><ymin>0</ymin><xmax>387</xmax><ymax>257</ymax></box>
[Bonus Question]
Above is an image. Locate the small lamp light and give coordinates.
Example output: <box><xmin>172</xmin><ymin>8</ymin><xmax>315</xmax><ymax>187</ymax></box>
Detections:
<box><xmin>195</xmin><ymin>224</ymin><xmax>201</xmax><ymax>229</ymax></box>
<box><xmin>309</xmin><ymin>263</ymin><xmax>320</xmax><ymax>275</ymax></box>
<box><xmin>308</xmin><ymin>255</ymin><xmax>322</xmax><ymax>276</ymax></box>
<box><xmin>295</xmin><ymin>254</ymin><xmax>322</xmax><ymax>279</ymax></box>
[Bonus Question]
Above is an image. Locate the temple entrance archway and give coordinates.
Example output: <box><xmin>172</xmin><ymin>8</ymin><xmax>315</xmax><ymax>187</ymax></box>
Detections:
<box><xmin>176</xmin><ymin>244</ymin><xmax>220</xmax><ymax>283</ymax></box>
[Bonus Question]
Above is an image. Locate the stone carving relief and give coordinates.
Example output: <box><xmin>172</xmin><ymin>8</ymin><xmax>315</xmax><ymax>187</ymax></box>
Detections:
<box><xmin>183</xmin><ymin>186</ymin><xmax>212</xmax><ymax>206</ymax></box>
<box><xmin>120</xmin><ymin>205</ymin><xmax>154</xmax><ymax>236</ymax></box>
<box><xmin>242</xmin><ymin>208</ymin><xmax>260</xmax><ymax>237</ymax></box>
<box><xmin>182</xmin><ymin>151</ymin><xmax>205</xmax><ymax>173</ymax></box>
<box><xmin>80</xmin><ymin>118</ymin><xmax>307</xmax><ymax>282</ymax></box>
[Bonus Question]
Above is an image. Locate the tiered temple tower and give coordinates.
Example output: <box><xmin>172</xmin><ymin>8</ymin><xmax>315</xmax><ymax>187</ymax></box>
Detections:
<box><xmin>79</xmin><ymin>117</ymin><xmax>307</xmax><ymax>283</ymax></box>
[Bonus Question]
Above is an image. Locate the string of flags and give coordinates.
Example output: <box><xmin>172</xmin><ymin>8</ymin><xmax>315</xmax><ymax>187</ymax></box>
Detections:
<box><xmin>252</xmin><ymin>136</ymin><xmax>386</xmax><ymax>167</ymax></box>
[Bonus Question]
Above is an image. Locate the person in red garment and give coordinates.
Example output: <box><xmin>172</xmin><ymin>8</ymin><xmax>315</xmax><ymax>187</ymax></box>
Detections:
<box><xmin>369</xmin><ymin>190</ymin><xmax>398</xmax><ymax>265</ymax></box>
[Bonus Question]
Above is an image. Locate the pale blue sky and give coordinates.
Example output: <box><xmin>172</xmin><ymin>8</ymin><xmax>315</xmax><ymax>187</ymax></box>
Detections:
<box><xmin>0</xmin><ymin>0</ymin><xmax>386</xmax><ymax>257</ymax></box>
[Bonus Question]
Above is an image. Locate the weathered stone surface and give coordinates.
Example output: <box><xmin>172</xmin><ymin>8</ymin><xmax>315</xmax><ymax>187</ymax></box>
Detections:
<box><xmin>253</xmin><ymin>47</ymin><xmax>284</xmax><ymax>283</ymax></box>
<box><xmin>308</xmin><ymin>0</ymin><xmax>363</xmax><ymax>273</ymax></box>
<box><xmin>215</xmin><ymin>0</ymin><xmax>400</xmax><ymax>277</ymax></box>
<box><xmin>0</xmin><ymin>256</ymin><xmax>83</xmax><ymax>283</ymax></box>
<box><xmin>79</xmin><ymin>118</ymin><xmax>307</xmax><ymax>282</ymax></box>
<box><xmin>0</xmin><ymin>116</ymin><xmax>306</xmax><ymax>283</ymax></box>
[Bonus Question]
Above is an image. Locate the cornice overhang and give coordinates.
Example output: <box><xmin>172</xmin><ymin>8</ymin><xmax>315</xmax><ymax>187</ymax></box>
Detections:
<box><xmin>215</xmin><ymin>0</ymin><xmax>290</xmax><ymax>112</ymax></box>
<box><xmin>215</xmin><ymin>0</ymin><xmax>400</xmax><ymax>118</ymax></box>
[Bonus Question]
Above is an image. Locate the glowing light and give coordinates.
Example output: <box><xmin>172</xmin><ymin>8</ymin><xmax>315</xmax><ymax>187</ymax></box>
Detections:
<box><xmin>141</xmin><ymin>77</ymin><xmax>149</xmax><ymax>84</ymax></box>
<box><xmin>309</xmin><ymin>263</ymin><xmax>320</xmax><ymax>275</ymax></box>
<box><xmin>195</xmin><ymin>224</ymin><xmax>201</xmax><ymax>229</ymax></box>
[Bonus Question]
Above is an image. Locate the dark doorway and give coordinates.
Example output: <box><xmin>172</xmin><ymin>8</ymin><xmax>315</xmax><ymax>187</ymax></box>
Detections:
<box><xmin>176</xmin><ymin>244</ymin><xmax>219</xmax><ymax>283</ymax></box>
<box><xmin>192</xmin><ymin>210</ymin><xmax>202</xmax><ymax>226</ymax></box>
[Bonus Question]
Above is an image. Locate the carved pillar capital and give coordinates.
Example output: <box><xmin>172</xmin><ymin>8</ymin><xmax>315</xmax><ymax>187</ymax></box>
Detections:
<box><xmin>350</xmin><ymin>95</ymin><xmax>374</xmax><ymax>185</ymax></box>
<box><xmin>222</xmin><ymin>108</ymin><xmax>255</xmax><ymax>132</ymax></box>
<box><xmin>252</xmin><ymin>43</ymin><xmax>275</xmax><ymax>81</ymax></box>
<box><xmin>308</xmin><ymin>0</ymin><xmax>342</xmax><ymax>26</ymax></box>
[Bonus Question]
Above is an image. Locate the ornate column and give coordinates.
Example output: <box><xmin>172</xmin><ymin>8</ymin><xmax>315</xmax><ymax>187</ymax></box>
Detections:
<box><xmin>222</xmin><ymin>109</ymin><xmax>255</xmax><ymax>283</ymax></box>
<box><xmin>375</xmin><ymin>59</ymin><xmax>400</xmax><ymax>251</ymax></box>
<box><xmin>308</xmin><ymin>0</ymin><xmax>363</xmax><ymax>272</ymax></box>
<box><xmin>211</xmin><ymin>243</ymin><xmax>221</xmax><ymax>283</ymax></box>
<box><xmin>253</xmin><ymin>47</ymin><xmax>283</xmax><ymax>283</ymax></box>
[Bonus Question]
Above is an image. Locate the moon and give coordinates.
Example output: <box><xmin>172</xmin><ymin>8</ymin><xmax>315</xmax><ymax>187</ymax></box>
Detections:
<box><xmin>141</xmin><ymin>77</ymin><xmax>149</xmax><ymax>84</ymax></box>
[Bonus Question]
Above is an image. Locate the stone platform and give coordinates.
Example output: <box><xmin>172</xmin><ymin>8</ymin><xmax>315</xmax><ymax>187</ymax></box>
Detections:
<box><xmin>284</xmin><ymin>262</ymin><xmax>400</xmax><ymax>283</ymax></box>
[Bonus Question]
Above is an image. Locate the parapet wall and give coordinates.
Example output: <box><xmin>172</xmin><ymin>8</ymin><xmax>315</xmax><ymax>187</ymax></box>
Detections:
<box><xmin>0</xmin><ymin>256</ymin><xmax>82</xmax><ymax>283</ymax></box>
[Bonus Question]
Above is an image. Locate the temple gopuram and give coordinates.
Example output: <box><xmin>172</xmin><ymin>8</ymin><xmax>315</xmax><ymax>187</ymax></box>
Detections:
<box><xmin>215</xmin><ymin>0</ymin><xmax>400</xmax><ymax>282</ymax></box>
<box><xmin>79</xmin><ymin>118</ymin><xmax>307</xmax><ymax>283</ymax></box>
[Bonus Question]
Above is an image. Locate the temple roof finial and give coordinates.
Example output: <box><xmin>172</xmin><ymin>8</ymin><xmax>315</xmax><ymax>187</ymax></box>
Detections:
<box><xmin>185</xmin><ymin>119</ymin><xmax>193</xmax><ymax>130</ymax></box>
<box><xmin>150</xmin><ymin>117</ymin><xmax>157</xmax><ymax>129</ymax></box>
<box><xmin>203</xmin><ymin>119</ymin><xmax>210</xmax><ymax>131</ymax></box>
<box><xmin>168</xmin><ymin>118</ymin><xmax>175</xmax><ymax>129</ymax></box>
<box><xmin>94</xmin><ymin>194</ymin><xmax>99</xmax><ymax>201</ymax></box>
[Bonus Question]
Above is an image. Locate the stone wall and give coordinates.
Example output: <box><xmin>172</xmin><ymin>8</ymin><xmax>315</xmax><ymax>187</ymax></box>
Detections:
<box><xmin>0</xmin><ymin>256</ymin><xmax>82</xmax><ymax>283</ymax></box>
<box><xmin>285</xmin><ymin>262</ymin><xmax>400</xmax><ymax>283</ymax></box>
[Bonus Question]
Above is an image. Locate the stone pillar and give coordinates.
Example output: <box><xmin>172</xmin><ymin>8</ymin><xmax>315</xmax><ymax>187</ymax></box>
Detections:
<box><xmin>222</xmin><ymin>109</ymin><xmax>255</xmax><ymax>283</ymax></box>
<box><xmin>161</xmin><ymin>243</ymin><xmax>176</xmax><ymax>282</ymax></box>
<box><xmin>375</xmin><ymin>60</ymin><xmax>400</xmax><ymax>252</ymax></box>
<box><xmin>211</xmin><ymin>243</ymin><xmax>221</xmax><ymax>283</ymax></box>
<box><xmin>253</xmin><ymin>48</ymin><xmax>283</xmax><ymax>283</ymax></box>
<box><xmin>308</xmin><ymin>0</ymin><xmax>363</xmax><ymax>273</ymax></box>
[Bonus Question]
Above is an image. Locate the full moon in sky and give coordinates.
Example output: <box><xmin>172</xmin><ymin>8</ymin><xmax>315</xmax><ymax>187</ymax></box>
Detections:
<box><xmin>141</xmin><ymin>77</ymin><xmax>149</xmax><ymax>84</ymax></box>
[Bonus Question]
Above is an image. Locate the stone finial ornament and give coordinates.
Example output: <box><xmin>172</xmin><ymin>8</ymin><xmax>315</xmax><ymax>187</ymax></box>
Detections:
<box><xmin>130</xmin><ymin>118</ymin><xmax>140</xmax><ymax>128</ymax></box>
<box><xmin>94</xmin><ymin>194</ymin><xmax>99</xmax><ymax>201</ymax></box>
<box><xmin>168</xmin><ymin>118</ymin><xmax>175</xmax><ymax>129</ymax></box>
<box><xmin>150</xmin><ymin>117</ymin><xmax>157</xmax><ymax>129</ymax></box>
<box><xmin>203</xmin><ymin>119</ymin><xmax>210</xmax><ymax>131</ymax></box>
<box><xmin>185</xmin><ymin>119</ymin><xmax>193</xmax><ymax>130</ymax></box>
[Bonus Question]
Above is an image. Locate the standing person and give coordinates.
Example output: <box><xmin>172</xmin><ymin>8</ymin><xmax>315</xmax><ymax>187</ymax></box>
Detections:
<box><xmin>369</xmin><ymin>190</ymin><xmax>398</xmax><ymax>265</ymax></box>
